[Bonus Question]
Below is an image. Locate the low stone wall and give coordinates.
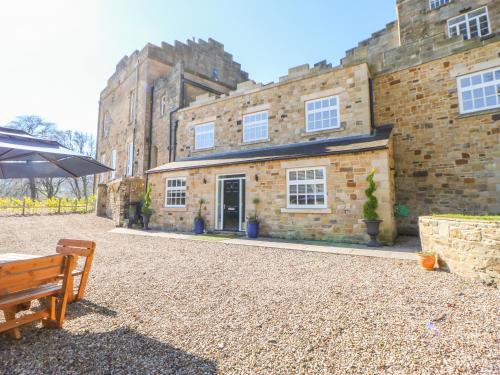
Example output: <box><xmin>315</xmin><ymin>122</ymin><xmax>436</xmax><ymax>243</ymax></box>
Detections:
<box><xmin>419</xmin><ymin>216</ymin><xmax>500</xmax><ymax>286</ymax></box>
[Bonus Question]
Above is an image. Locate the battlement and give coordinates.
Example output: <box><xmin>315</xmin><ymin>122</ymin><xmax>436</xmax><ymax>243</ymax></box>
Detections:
<box><xmin>185</xmin><ymin>60</ymin><xmax>346</xmax><ymax>110</ymax></box>
<box><xmin>105</xmin><ymin>38</ymin><xmax>248</xmax><ymax>92</ymax></box>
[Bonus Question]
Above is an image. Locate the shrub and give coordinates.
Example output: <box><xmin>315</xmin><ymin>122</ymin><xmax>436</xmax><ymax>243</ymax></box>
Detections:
<box><xmin>248</xmin><ymin>197</ymin><xmax>260</xmax><ymax>223</ymax></box>
<box><xmin>195</xmin><ymin>198</ymin><xmax>206</xmax><ymax>221</ymax></box>
<box><xmin>363</xmin><ymin>169</ymin><xmax>379</xmax><ymax>221</ymax></box>
<box><xmin>141</xmin><ymin>184</ymin><xmax>153</xmax><ymax>215</ymax></box>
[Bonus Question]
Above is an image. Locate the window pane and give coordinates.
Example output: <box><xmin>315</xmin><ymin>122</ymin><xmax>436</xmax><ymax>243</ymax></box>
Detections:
<box><xmin>463</xmin><ymin>100</ymin><xmax>473</xmax><ymax>111</ymax></box>
<box><xmin>289</xmin><ymin>171</ymin><xmax>297</xmax><ymax>181</ymax></box>
<box><xmin>471</xmin><ymin>75</ymin><xmax>482</xmax><ymax>85</ymax></box>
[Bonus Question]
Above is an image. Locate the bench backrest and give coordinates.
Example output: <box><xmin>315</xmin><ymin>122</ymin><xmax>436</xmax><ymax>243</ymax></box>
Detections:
<box><xmin>56</xmin><ymin>239</ymin><xmax>96</xmax><ymax>257</ymax></box>
<box><xmin>0</xmin><ymin>254</ymin><xmax>72</xmax><ymax>297</ymax></box>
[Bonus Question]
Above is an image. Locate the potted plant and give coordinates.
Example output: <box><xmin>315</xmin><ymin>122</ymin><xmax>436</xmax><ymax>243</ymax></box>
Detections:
<box><xmin>363</xmin><ymin>169</ymin><xmax>383</xmax><ymax>247</ymax></box>
<box><xmin>247</xmin><ymin>197</ymin><xmax>260</xmax><ymax>239</ymax></box>
<box><xmin>194</xmin><ymin>198</ymin><xmax>206</xmax><ymax>234</ymax></box>
<box><xmin>416</xmin><ymin>252</ymin><xmax>437</xmax><ymax>270</ymax></box>
<box><xmin>141</xmin><ymin>183</ymin><xmax>153</xmax><ymax>230</ymax></box>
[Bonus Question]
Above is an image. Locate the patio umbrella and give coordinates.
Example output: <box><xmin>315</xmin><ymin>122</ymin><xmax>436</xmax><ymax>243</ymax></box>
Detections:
<box><xmin>0</xmin><ymin>126</ymin><xmax>112</xmax><ymax>179</ymax></box>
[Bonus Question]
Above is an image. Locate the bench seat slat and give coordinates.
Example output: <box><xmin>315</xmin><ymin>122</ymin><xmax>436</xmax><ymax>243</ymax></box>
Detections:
<box><xmin>0</xmin><ymin>284</ymin><xmax>61</xmax><ymax>309</ymax></box>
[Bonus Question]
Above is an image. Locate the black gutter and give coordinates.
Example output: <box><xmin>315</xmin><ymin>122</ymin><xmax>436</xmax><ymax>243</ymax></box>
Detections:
<box><xmin>168</xmin><ymin>74</ymin><xmax>184</xmax><ymax>162</ymax></box>
<box><xmin>369</xmin><ymin>78</ymin><xmax>376</xmax><ymax>134</ymax></box>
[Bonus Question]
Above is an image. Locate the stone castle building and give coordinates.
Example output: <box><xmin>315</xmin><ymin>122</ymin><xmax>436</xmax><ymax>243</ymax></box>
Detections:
<box><xmin>96</xmin><ymin>0</ymin><xmax>499</xmax><ymax>243</ymax></box>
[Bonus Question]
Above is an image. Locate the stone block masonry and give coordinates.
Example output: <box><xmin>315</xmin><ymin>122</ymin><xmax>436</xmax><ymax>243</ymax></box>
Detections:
<box><xmin>148</xmin><ymin>147</ymin><xmax>396</xmax><ymax>244</ymax></box>
<box><xmin>373</xmin><ymin>41</ymin><xmax>500</xmax><ymax>234</ymax></box>
<box><xmin>419</xmin><ymin>216</ymin><xmax>500</xmax><ymax>286</ymax></box>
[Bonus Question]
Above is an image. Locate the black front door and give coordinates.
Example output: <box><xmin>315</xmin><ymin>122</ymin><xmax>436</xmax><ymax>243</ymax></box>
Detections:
<box><xmin>223</xmin><ymin>179</ymin><xmax>240</xmax><ymax>231</ymax></box>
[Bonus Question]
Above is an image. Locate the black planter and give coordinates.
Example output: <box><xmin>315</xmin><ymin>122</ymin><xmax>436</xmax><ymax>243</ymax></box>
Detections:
<box><xmin>142</xmin><ymin>213</ymin><xmax>151</xmax><ymax>230</ymax></box>
<box><xmin>363</xmin><ymin>219</ymin><xmax>383</xmax><ymax>247</ymax></box>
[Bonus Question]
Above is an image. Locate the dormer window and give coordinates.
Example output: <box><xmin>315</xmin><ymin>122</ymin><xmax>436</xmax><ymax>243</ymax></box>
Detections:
<box><xmin>429</xmin><ymin>0</ymin><xmax>450</xmax><ymax>10</ymax></box>
<box><xmin>448</xmin><ymin>7</ymin><xmax>490</xmax><ymax>40</ymax></box>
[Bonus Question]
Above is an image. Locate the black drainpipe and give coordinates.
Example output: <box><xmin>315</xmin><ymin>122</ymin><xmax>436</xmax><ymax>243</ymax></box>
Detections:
<box><xmin>168</xmin><ymin>74</ymin><xmax>185</xmax><ymax>162</ymax></box>
<box><xmin>167</xmin><ymin>74</ymin><xmax>223</xmax><ymax>162</ymax></box>
<box><xmin>145</xmin><ymin>84</ymin><xmax>155</xmax><ymax>187</ymax></box>
<box><xmin>369</xmin><ymin>78</ymin><xmax>376</xmax><ymax>134</ymax></box>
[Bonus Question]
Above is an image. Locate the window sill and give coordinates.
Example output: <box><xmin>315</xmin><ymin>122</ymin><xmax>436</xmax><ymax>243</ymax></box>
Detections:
<box><xmin>301</xmin><ymin>126</ymin><xmax>345</xmax><ymax>137</ymax></box>
<box><xmin>191</xmin><ymin>147</ymin><xmax>215</xmax><ymax>153</ymax></box>
<box><xmin>239</xmin><ymin>138</ymin><xmax>270</xmax><ymax>146</ymax></box>
<box><xmin>457</xmin><ymin>107</ymin><xmax>500</xmax><ymax>119</ymax></box>
<box><xmin>163</xmin><ymin>206</ymin><xmax>187</xmax><ymax>212</ymax></box>
<box><xmin>281</xmin><ymin>208</ymin><xmax>332</xmax><ymax>214</ymax></box>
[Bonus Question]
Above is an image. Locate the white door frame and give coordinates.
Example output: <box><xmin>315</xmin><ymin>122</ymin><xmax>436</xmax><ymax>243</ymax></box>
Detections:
<box><xmin>215</xmin><ymin>174</ymin><xmax>246</xmax><ymax>231</ymax></box>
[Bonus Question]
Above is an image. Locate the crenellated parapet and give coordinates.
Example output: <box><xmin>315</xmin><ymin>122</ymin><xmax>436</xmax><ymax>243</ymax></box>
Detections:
<box><xmin>102</xmin><ymin>38</ymin><xmax>248</xmax><ymax>98</ymax></box>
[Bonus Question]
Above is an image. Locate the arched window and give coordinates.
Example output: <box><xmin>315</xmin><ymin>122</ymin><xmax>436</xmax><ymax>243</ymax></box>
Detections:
<box><xmin>102</xmin><ymin>111</ymin><xmax>111</xmax><ymax>138</ymax></box>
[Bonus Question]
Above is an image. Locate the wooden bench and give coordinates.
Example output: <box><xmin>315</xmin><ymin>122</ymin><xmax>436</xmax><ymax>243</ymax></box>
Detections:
<box><xmin>0</xmin><ymin>254</ymin><xmax>75</xmax><ymax>339</ymax></box>
<box><xmin>56</xmin><ymin>239</ymin><xmax>96</xmax><ymax>302</ymax></box>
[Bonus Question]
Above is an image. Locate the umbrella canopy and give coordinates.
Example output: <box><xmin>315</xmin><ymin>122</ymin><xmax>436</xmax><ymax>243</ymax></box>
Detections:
<box><xmin>0</xmin><ymin>126</ymin><xmax>112</xmax><ymax>179</ymax></box>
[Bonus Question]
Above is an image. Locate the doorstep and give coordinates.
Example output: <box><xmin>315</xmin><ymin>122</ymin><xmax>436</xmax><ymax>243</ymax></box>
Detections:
<box><xmin>109</xmin><ymin>228</ymin><xmax>417</xmax><ymax>261</ymax></box>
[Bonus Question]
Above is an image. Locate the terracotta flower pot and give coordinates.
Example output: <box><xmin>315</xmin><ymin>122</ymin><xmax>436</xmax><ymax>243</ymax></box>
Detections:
<box><xmin>417</xmin><ymin>253</ymin><xmax>436</xmax><ymax>270</ymax></box>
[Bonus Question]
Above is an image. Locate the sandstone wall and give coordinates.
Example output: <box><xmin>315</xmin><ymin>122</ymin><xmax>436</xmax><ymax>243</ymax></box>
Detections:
<box><xmin>96</xmin><ymin>178</ymin><xmax>145</xmax><ymax>226</ymax></box>
<box><xmin>419</xmin><ymin>216</ymin><xmax>500</xmax><ymax>286</ymax></box>
<box><xmin>147</xmin><ymin>147</ymin><xmax>396</xmax><ymax>244</ymax></box>
<box><xmin>397</xmin><ymin>0</ymin><xmax>497</xmax><ymax>46</ymax></box>
<box><xmin>174</xmin><ymin>63</ymin><xmax>372</xmax><ymax>159</ymax></box>
<box><xmin>343</xmin><ymin>1</ymin><xmax>499</xmax><ymax>75</ymax></box>
<box><xmin>373</xmin><ymin>41</ymin><xmax>500</xmax><ymax>234</ymax></box>
<box><xmin>97</xmin><ymin>38</ymin><xmax>249</xmax><ymax>183</ymax></box>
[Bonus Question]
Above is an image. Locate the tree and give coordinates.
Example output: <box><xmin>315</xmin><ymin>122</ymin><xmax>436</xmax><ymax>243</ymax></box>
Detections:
<box><xmin>59</xmin><ymin>130</ymin><xmax>95</xmax><ymax>200</ymax></box>
<box><xmin>6</xmin><ymin>115</ymin><xmax>60</xmax><ymax>199</ymax></box>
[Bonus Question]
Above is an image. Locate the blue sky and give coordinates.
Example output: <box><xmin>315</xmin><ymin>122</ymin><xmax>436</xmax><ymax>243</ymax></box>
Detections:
<box><xmin>0</xmin><ymin>1</ymin><xmax>396</xmax><ymax>135</ymax></box>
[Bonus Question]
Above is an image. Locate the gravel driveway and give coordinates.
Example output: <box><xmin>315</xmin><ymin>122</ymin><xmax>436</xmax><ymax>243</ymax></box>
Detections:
<box><xmin>0</xmin><ymin>214</ymin><xmax>498</xmax><ymax>374</ymax></box>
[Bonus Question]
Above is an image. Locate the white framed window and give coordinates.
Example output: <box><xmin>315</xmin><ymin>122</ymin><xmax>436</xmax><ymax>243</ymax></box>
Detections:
<box><xmin>287</xmin><ymin>167</ymin><xmax>327</xmax><ymax>209</ymax></box>
<box><xmin>243</xmin><ymin>111</ymin><xmax>268</xmax><ymax>142</ymax></box>
<box><xmin>448</xmin><ymin>7</ymin><xmax>490</xmax><ymax>40</ymax></box>
<box><xmin>129</xmin><ymin>90</ymin><xmax>136</xmax><ymax>124</ymax></box>
<box><xmin>458</xmin><ymin>67</ymin><xmax>500</xmax><ymax>114</ymax></box>
<box><xmin>110</xmin><ymin>149</ymin><xmax>116</xmax><ymax>179</ymax></box>
<box><xmin>126</xmin><ymin>143</ymin><xmax>134</xmax><ymax>176</ymax></box>
<box><xmin>430</xmin><ymin>0</ymin><xmax>450</xmax><ymax>10</ymax></box>
<box><xmin>305</xmin><ymin>96</ymin><xmax>340</xmax><ymax>132</ymax></box>
<box><xmin>99</xmin><ymin>154</ymin><xmax>106</xmax><ymax>182</ymax></box>
<box><xmin>160</xmin><ymin>95</ymin><xmax>167</xmax><ymax>116</ymax></box>
<box><xmin>194</xmin><ymin>122</ymin><xmax>214</xmax><ymax>150</ymax></box>
<box><xmin>165</xmin><ymin>178</ymin><xmax>186</xmax><ymax>207</ymax></box>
